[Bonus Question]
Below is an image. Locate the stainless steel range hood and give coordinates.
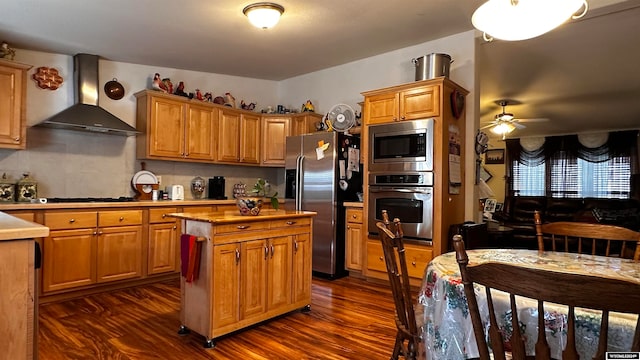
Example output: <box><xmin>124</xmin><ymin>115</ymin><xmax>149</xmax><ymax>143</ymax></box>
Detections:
<box><xmin>37</xmin><ymin>54</ymin><xmax>140</xmax><ymax>136</ymax></box>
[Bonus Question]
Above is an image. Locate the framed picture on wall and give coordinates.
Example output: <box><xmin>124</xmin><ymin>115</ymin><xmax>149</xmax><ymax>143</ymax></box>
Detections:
<box><xmin>484</xmin><ymin>199</ymin><xmax>497</xmax><ymax>213</ymax></box>
<box><xmin>480</xmin><ymin>166</ymin><xmax>493</xmax><ymax>183</ymax></box>
<box><xmin>485</xmin><ymin>149</ymin><xmax>505</xmax><ymax>164</ymax></box>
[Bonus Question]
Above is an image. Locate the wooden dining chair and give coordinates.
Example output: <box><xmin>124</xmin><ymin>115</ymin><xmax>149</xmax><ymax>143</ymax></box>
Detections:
<box><xmin>534</xmin><ymin>210</ymin><xmax>640</xmax><ymax>260</ymax></box>
<box><xmin>453</xmin><ymin>234</ymin><xmax>640</xmax><ymax>360</ymax></box>
<box><xmin>376</xmin><ymin>210</ymin><xmax>422</xmax><ymax>360</ymax></box>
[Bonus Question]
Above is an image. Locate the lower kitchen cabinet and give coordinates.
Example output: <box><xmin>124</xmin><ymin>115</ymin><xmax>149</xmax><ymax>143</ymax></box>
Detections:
<box><xmin>147</xmin><ymin>207</ymin><xmax>179</xmax><ymax>275</ymax></box>
<box><xmin>42</xmin><ymin>209</ymin><xmax>143</xmax><ymax>294</ymax></box>
<box><xmin>345</xmin><ymin>207</ymin><xmax>363</xmax><ymax>271</ymax></box>
<box><xmin>366</xmin><ymin>238</ymin><xmax>433</xmax><ymax>286</ymax></box>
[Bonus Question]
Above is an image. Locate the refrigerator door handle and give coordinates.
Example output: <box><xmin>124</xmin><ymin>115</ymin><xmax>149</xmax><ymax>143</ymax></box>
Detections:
<box><xmin>296</xmin><ymin>155</ymin><xmax>305</xmax><ymax>210</ymax></box>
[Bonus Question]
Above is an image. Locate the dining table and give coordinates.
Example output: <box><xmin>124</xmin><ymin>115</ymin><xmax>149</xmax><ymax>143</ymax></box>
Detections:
<box><xmin>417</xmin><ymin>249</ymin><xmax>640</xmax><ymax>360</ymax></box>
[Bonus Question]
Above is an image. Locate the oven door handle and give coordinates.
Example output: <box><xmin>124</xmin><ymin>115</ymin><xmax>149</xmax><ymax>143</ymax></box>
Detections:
<box><xmin>369</xmin><ymin>188</ymin><xmax>432</xmax><ymax>194</ymax></box>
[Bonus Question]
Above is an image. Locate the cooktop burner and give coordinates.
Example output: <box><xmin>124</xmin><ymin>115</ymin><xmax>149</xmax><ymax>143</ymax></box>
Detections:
<box><xmin>46</xmin><ymin>197</ymin><xmax>135</xmax><ymax>203</ymax></box>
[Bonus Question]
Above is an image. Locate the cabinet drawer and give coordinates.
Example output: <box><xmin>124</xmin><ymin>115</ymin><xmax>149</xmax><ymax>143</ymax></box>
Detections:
<box><xmin>149</xmin><ymin>207</ymin><xmax>178</xmax><ymax>223</ymax></box>
<box><xmin>98</xmin><ymin>210</ymin><xmax>143</xmax><ymax>227</ymax></box>
<box><xmin>346</xmin><ymin>208</ymin><xmax>363</xmax><ymax>224</ymax></box>
<box><xmin>366</xmin><ymin>240</ymin><xmax>432</xmax><ymax>279</ymax></box>
<box><xmin>270</xmin><ymin>217</ymin><xmax>311</xmax><ymax>229</ymax></box>
<box><xmin>45</xmin><ymin>211</ymin><xmax>97</xmax><ymax>230</ymax></box>
<box><xmin>215</xmin><ymin>221</ymin><xmax>269</xmax><ymax>234</ymax></box>
<box><xmin>182</xmin><ymin>206</ymin><xmax>215</xmax><ymax>213</ymax></box>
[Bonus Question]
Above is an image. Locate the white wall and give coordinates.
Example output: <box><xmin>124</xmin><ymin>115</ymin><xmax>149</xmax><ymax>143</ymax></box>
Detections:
<box><xmin>0</xmin><ymin>50</ymin><xmax>282</xmax><ymax>199</ymax></box>
<box><xmin>280</xmin><ymin>30</ymin><xmax>479</xmax><ymax>220</ymax></box>
<box><xmin>0</xmin><ymin>31</ymin><xmax>480</xmax><ymax>219</ymax></box>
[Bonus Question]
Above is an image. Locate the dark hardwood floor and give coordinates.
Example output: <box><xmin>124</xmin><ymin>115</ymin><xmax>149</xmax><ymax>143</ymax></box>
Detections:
<box><xmin>38</xmin><ymin>276</ymin><xmax>399</xmax><ymax>359</ymax></box>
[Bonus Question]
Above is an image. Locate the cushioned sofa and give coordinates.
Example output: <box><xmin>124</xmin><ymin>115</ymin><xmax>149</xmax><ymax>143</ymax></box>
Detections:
<box><xmin>494</xmin><ymin>196</ymin><xmax>640</xmax><ymax>249</ymax></box>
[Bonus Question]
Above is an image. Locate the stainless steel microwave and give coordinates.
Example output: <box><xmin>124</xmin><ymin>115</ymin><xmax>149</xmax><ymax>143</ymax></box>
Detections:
<box><xmin>368</xmin><ymin>118</ymin><xmax>434</xmax><ymax>172</ymax></box>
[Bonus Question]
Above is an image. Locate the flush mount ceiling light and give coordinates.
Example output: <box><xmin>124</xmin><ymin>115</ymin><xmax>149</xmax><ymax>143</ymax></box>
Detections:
<box><xmin>243</xmin><ymin>2</ymin><xmax>285</xmax><ymax>29</ymax></box>
<box><xmin>472</xmin><ymin>0</ymin><xmax>588</xmax><ymax>41</ymax></box>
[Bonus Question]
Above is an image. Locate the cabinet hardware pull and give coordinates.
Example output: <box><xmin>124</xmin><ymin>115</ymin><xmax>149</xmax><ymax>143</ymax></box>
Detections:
<box><xmin>98</xmin><ymin>231</ymin><xmax>103</xmax><ymax>235</ymax></box>
<box><xmin>264</xmin><ymin>246</ymin><xmax>269</xmax><ymax>259</ymax></box>
<box><xmin>352</xmin><ymin>215</ymin><xmax>357</xmax><ymax>219</ymax></box>
<box><xmin>412</xmin><ymin>261</ymin><xmax>416</xmax><ymax>266</ymax></box>
<box><xmin>237</xmin><ymin>225</ymin><xmax>250</xmax><ymax>230</ymax></box>
<box><xmin>347</xmin><ymin>226</ymin><xmax>350</xmax><ymax>229</ymax></box>
<box><xmin>270</xmin><ymin>245</ymin><xmax>274</xmax><ymax>258</ymax></box>
<box><xmin>162</xmin><ymin>214</ymin><xmax>166</xmax><ymax>218</ymax></box>
<box><xmin>93</xmin><ymin>231</ymin><xmax>97</xmax><ymax>235</ymax></box>
<box><xmin>173</xmin><ymin>226</ymin><xmax>177</xmax><ymax>230</ymax></box>
<box><xmin>119</xmin><ymin>216</ymin><xmax>124</xmax><ymax>221</ymax></box>
<box><xmin>235</xmin><ymin>249</ymin><xmax>240</xmax><ymax>264</ymax></box>
<box><xmin>69</xmin><ymin>218</ymin><xmax>75</xmax><ymax>223</ymax></box>
<box><xmin>294</xmin><ymin>240</ymin><xmax>298</xmax><ymax>252</ymax></box>
<box><xmin>401</xmin><ymin>116</ymin><xmax>406</xmax><ymax>120</ymax></box>
<box><xmin>286</xmin><ymin>221</ymin><xmax>296</xmax><ymax>225</ymax></box>
<box><xmin>379</xmin><ymin>256</ymin><xmax>383</xmax><ymax>261</ymax></box>
<box><xmin>14</xmin><ymin>137</ymin><xmax>20</xmax><ymax>142</ymax></box>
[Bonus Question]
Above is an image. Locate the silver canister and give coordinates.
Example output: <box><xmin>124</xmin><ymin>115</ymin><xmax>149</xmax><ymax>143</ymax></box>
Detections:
<box><xmin>412</xmin><ymin>53</ymin><xmax>452</xmax><ymax>81</ymax></box>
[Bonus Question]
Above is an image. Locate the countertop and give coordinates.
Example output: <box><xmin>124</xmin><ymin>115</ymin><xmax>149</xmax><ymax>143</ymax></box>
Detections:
<box><xmin>0</xmin><ymin>212</ymin><xmax>49</xmax><ymax>241</ymax></box>
<box><xmin>343</xmin><ymin>202</ymin><xmax>363</xmax><ymax>208</ymax></box>
<box><xmin>0</xmin><ymin>199</ymin><xmax>247</xmax><ymax>211</ymax></box>
<box><xmin>167</xmin><ymin>209</ymin><xmax>316</xmax><ymax>225</ymax></box>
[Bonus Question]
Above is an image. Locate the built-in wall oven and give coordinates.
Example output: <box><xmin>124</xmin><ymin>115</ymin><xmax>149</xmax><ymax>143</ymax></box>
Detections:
<box><xmin>369</xmin><ymin>118</ymin><xmax>434</xmax><ymax>173</ymax></box>
<box><xmin>368</xmin><ymin>172</ymin><xmax>433</xmax><ymax>243</ymax></box>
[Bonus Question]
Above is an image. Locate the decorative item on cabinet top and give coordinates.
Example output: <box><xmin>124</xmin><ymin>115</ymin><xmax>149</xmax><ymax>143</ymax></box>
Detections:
<box><xmin>0</xmin><ymin>41</ymin><xmax>16</xmax><ymax>60</ymax></box>
<box><xmin>16</xmin><ymin>173</ymin><xmax>37</xmax><ymax>203</ymax></box>
<box><xmin>0</xmin><ymin>173</ymin><xmax>15</xmax><ymax>202</ymax></box>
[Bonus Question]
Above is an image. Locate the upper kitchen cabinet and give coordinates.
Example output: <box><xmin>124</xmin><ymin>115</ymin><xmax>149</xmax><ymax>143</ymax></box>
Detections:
<box><xmin>217</xmin><ymin>108</ymin><xmax>261</xmax><ymax>165</ymax></box>
<box><xmin>0</xmin><ymin>59</ymin><xmax>32</xmax><ymax>149</ymax></box>
<box><xmin>135</xmin><ymin>90</ymin><xmax>217</xmax><ymax>162</ymax></box>
<box><xmin>363</xmin><ymin>83</ymin><xmax>439</xmax><ymax>125</ymax></box>
<box><xmin>261</xmin><ymin>115</ymin><xmax>290</xmax><ymax>166</ymax></box>
<box><xmin>291</xmin><ymin>113</ymin><xmax>322</xmax><ymax>136</ymax></box>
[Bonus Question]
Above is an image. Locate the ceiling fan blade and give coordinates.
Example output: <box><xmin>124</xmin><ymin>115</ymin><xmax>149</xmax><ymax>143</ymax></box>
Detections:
<box><xmin>514</xmin><ymin>118</ymin><xmax>549</xmax><ymax>123</ymax></box>
<box><xmin>513</xmin><ymin>122</ymin><xmax>526</xmax><ymax>129</ymax></box>
<box><xmin>480</xmin><ymin>123</ymin><xmax>496</xmax><ymax>130</ymax></box>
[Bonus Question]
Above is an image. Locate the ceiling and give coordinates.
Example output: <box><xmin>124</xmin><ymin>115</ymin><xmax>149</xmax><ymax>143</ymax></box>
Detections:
<box><xmin>1</xmin><ymin>0</ymin><xmax>639</xmax><ymax>139</ymax></box>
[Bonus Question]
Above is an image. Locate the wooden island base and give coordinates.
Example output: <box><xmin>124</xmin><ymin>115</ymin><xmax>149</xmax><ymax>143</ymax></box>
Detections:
<box><xmin>168</xmin><ymin>209</ymin><xmax>316</xmax><ymax>347</ymax></box>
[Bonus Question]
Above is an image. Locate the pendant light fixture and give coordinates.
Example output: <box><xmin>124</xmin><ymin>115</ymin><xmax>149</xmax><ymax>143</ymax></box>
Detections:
<box><xmin>472</xmin><ymin>0</ymin><xmax>588</xmax><ymax>41</ymax></box>
<box><xmin>243</xmin><ymin>2</ymin><xmax>285</xmax><ymax>29</ymax></box>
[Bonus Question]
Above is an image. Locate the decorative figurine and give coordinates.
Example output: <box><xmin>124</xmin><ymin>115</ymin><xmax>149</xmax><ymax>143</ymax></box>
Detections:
<box><xmin>174</xmin><ymin>81</ymin><xmax>188</xmax><ymax>97</ymax></box>
<box><xmin>224</xmin><ymin>92</ymin><xmax>236</xmax><ymax>108</ymax></box>
<box><xmin>213</xmin><ymin>96</ymin><xmax>225</xmax><ymax>105</ymax></box>
<box><xmin>241</xmin><ymin>100</ymin><xmax>256</xmax><ymax>111</ymax></box>
<box><xmin>204</xmin><ymin>92</ymin><xmax>213</xmax><ymax>102</ymax></box>
<box><xmin>195</xmin><ymin>89</ymin><xmax>204</xmax><ymax>101</ymax></box>
<box><xmin>302</xmin><ymin>100</ymin><xmax>315</xmax><ymax>112</ymax></box>
<box><xmin>152</xmin><ymin>73</ymin><xmax>168</xmax><ymax>92</ymax></box>
<box><xmin>162</xmin><ymin>78</ymin><xmax>173</xmax><ymax>94</ymax></box>
<box><xmin>0</xmin><ymin>41</ymin><xmax>16</xmax><ymax>60</ymax></box>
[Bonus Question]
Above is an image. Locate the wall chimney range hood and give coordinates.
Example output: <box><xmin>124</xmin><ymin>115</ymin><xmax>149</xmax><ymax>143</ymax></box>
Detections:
<box><xmin>37</xmin><ymin>54</ymin><xmax>140</xmax><ymax>136</ymax></box>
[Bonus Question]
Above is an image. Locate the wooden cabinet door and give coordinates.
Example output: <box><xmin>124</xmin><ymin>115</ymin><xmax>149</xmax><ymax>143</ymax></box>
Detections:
<box><xmin>148</xmin><ymin>222</ymin><xmax>178</xmax><ymax>275</ymax></box>
<box><xmin>365</xmin><ymin>92</ymin><xmax>399</xmax><ymax>125</ymax></box>
<box><xmin>400</xmin><ymin>85</ymin><xmax>440</xmax><ymax>120</ymax></box>
<box><xmin>96</xmin><ymin>225</ymin><xmax>143</xmax><ymax>283</ymax></box>
<box><xmin>0</xmin><ymin>60</ymin><xmax>30</xmax><ymax>149</ymax></box>
<box><xmin>291</xmin><ymin>113</ymin><xmax>321</xmax><ymax>136</ymax></box>
<box><xmin>217</xmin><ymin>109</ymin><xmax>240</xmax><ymax>162</ymax></box>
<box><xmin>346</xmin><ymin>221</ymin><xmax>363</xmax><ymax>271</ymax></box>
<box><xmin>240</xmin><ymin>113</ymin><xmax>261</xmax><ymax>164</ymax></box>
<box><xmin>266</xmin><ymin>236</ymin><xmax>292</xmax><ymax>310</ymax></box>
<box><xmin>240</xmin><ymin>239</ymin><xmax>267</xmax><ymax>319</ymax></box>
<box><xmin>212</xmin><ymin>243</ymin><xmax>240</xmax><ymax>329</ymax></box>
<box><xmin>186</xmin><ymin>103</ymin><xmax>217</xmax><ymax>161</ymax></box>
<box><xmin>42</xmin><ymin>229</ymin><xmax>96</xmax><ymax>293</ymax></box>
<box><xmin>149</xmin><ymin>97</ymin><xmax>185</xmax><ymax>158</ymax></box>
<box><xmin>292</xmin><ymin>233</ymin><xmax>312</xmax><ymax>304</ymax></box>
<box><xmin>261</xmin><ymin>116</ymin><xmax>290</xmax><ymax>166</ymax></box>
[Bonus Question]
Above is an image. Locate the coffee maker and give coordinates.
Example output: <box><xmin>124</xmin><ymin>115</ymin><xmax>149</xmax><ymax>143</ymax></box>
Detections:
<box><xmin>208</xmin><ymin>176</ymin><xmax>226</xmax><ymax>199</ymax></box>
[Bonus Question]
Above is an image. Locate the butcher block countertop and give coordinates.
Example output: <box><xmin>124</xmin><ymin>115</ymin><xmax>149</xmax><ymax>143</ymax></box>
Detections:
<box><xmin>0</xmin><ymin>212</ymin><xmax>49</xmax><ymax>241</ymax></box>
<box><xmin>0</xmin><ymin>199</ymin><xmax>254</xmax><ymax>211</ymax></box>
<box><xmin>167</xmin><ymin>209</ymin><xmax>316</xmax><ymax>225</ymax></box>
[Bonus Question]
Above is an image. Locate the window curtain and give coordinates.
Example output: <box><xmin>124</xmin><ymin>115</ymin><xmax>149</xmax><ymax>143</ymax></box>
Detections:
<box><xmin>505</xmin><ymin>130</ymin><xmax>639</xmax><ymax>198</ymax></box>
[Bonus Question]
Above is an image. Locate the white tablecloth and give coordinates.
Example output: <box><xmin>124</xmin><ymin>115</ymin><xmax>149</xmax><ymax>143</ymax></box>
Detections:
<box><xmin>418</xmin><ymin>249</ymin><xmax>640</xmax><ymax>359</ymax></box>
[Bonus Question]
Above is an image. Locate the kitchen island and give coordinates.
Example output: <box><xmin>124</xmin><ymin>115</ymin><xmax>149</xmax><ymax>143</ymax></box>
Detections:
<box><xmin>167</xmin><ymin>209</ymin><xmax>315</xmax><ymax>348</ymax></box>
<box><xmin>0</xmin><ymin>212</ymin><xmax>49</xmax><ymax>360</ymax></box>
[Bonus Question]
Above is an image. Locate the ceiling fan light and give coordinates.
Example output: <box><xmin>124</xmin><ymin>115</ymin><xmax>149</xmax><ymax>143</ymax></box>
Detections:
<box><xmin>497</xmin><ymin>112</ymin><xmax>514</xmax><ymax>121</ymax></box>
<box><xmin>243</xmin><ymin>2</ymin><xmax>284</xmax><ymax>29</ymax></box>
<box><xmin>472</xmin><ymin>0</ymin><xmax>587</xmax><ymax>41</ymax></box>
<box><xmin>491</xmin><ymin>122</ymin><xmax>516</xmax><ymax>135</ymax></box>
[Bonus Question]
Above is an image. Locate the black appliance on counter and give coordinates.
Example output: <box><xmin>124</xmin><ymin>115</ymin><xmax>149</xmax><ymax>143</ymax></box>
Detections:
<box><xmin>208</xmin><ymin>176</ymin><xmax>227</xmax><ymax>200</ymax></box>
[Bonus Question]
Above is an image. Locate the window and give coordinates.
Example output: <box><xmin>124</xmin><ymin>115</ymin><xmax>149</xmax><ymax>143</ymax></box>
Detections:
<box><xmin>511</xmin><ymin>151</ymin><xmax>631</xmax><ymax>199</ymax></box>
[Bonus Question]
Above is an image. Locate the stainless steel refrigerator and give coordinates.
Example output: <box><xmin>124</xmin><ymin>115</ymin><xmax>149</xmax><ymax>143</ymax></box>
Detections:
<box><xmin>285</xmin><ymin>132</ymin><xmax>362</xmax><ymax>278</ymax></box>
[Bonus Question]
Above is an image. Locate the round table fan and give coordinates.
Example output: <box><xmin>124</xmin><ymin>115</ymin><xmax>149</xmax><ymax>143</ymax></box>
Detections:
<box><xmin>326</xmin><ymin>104</ymin><xmax>356</xmax><ymax>132</ymax></box>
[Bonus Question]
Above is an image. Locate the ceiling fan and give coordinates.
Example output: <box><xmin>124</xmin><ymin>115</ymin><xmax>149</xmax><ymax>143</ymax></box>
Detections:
<box><xmin>480</xmin><ymin>100</ymin><xmax>548</xmax><ymax>138</ymax></box>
